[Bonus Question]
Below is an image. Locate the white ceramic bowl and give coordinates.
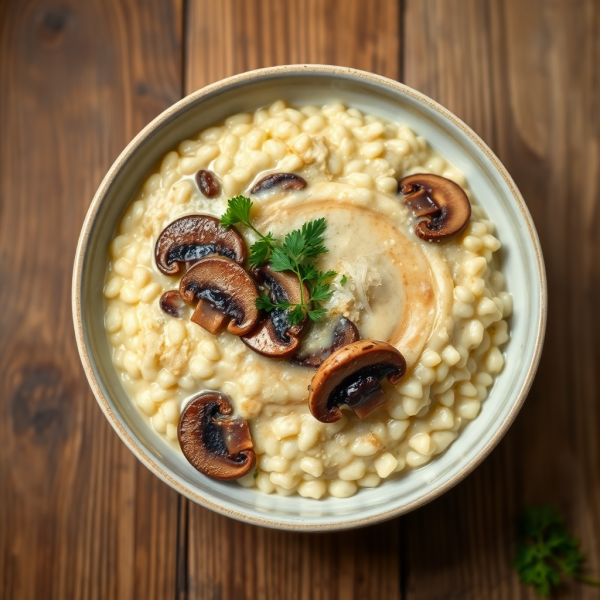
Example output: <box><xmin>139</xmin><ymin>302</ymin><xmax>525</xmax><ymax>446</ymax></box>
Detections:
<box><xmin>73</xmin><ymin>65</ymin><xmax>546</xmax><ymax>531</ymax></box>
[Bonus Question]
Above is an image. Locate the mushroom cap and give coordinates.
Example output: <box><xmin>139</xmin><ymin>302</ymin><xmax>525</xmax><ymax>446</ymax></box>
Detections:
<box><xmin>308</xmin><ymin>340</ymin><xmax>406</xmax><ymax>423</ymax></box>
<box><xmin>178</xmin><ymin>392</ymin><xmax>255</xmax><ymax>480</ymax></box>
<box><xmin>251</xmin><ymin>172</ymin><xmax>307</xmax><ymax>194</ymax></box>
<box><xmin>195</xmin><ymin>170</ymin><xmax>221</xmax><ymax>198</ymax></box>
<box><xmin>242</xmin><ymin>266</ymin><xmax>310</xmax><ymax>358</ymax></box>
<box><xmin>155</xmin><ymin>215</ymin><xmax>247</xmax><ymax>276</ymax></box>
<box><xmin>293</xmin><ymin>317</ymin><xmax>360</xmax><ymax>368</ymax></box>
<box><xmin>399</xmin><ymin>173</ymin><xmax>471</xmax><ymax>241</ymax></box>
<box><xmin>179</xmin><ymin>256</ymin><xmax>259</xmax><ymax>336</ymax></box>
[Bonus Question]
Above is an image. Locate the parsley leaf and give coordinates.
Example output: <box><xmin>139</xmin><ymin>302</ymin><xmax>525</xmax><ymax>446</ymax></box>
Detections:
<box><xmin>340</xmin><ymin>274</ymin><xmax>348</xmax><ymax>286</ymax></box>
<box><xmin>221</xmin><ymin>196</ymin><xmax>277</xmax><ymax>268</ymax></box>
<box><xmin>307</xmin><ymin>307</ymin><xmax>328</xmax><ymax>321</ymax></box>
<box><xmin>316</xmin><ymin>269</ymin><xmax>337</xmax><ymax>283</ymax></box>
<box><xmin>301</xmin><ymin>218</ymin><xmax>327</xmax><ymax>252</ymax></box>
<box><xmin>270</xmin><ymin>247</ymin><xmax>297</xmax><ymax>273</ymax></box>
<box><xmin>283</xmin><ymin>229</ymin><xmax>305</xmax><ymax>258</ymax></box>
<box><xmin>249</xmin><ymin>234</ymin><xmax>274</xmax><ymax>268</ymax></box>
<box><xmin>298</xmin><ymin>263</ymin><xmax>319</xmax><ymax>282</ymax></box>
<box><xmin>514</xmin><ymin>505</ymin><xmax>600</xmax><ymax>597</ymax></box>
<box><xmin>287</xmin><ymin>304</ymin><xmax>306</xmax><ymax>326</ymax></box>
<box><xmin>309</xmin><ymin>282</ymin><xmax>332</xmax><ymax>303</ymax></box>
<box><xmin>309</xmin><ymin>271</ymin><xmax>336</xmax><ymax>302</ymax></box>
<box><xmin>255</xmin><ymin>294</ymin><xmax>277</xmax><ymax>312</ymax></box>
<box><xmin>220</xmin><ymin>195</ymin><xmax>253</xmax><ymax>228</ymax></box>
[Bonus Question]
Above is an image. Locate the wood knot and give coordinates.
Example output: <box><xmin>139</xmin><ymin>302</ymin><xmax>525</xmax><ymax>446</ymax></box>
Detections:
<box><xmin>36</xmin><ymin>6</ymin><xmax>70</xmax><ymax>46</ymax></box>
<box><xmin>10</xmin><ymin>361</ymin><xmax>72</xmax><ymax>442</ymax></box>
<box><xmin>136</xmin><ymin>82</ymin><xmax>149</xmax><ymax>96</ymax></box>
<box><xmin>44</xmin><ymin>10</ymin><xmax>67</xmax><ymax>32</ymax></box>
<box><xmin>5</xmin><ymin>346</ymin><xmax>82</xmax><ymax>499</ymax></box>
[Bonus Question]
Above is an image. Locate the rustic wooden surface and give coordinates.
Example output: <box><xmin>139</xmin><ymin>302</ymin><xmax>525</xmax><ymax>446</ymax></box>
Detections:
<box><xmin>1</xmin><ymin>0</ymin><xmax>598</xmax><ymax>598</ymax></box>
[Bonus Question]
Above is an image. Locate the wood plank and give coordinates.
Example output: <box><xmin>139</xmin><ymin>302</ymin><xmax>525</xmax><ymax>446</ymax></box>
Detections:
<box><xmin>186</xmin><ymin>0</ymin><xmax>400</xmax><ymax>89</ymax></box>
<box><xmin>187</xmin><ymin>510</ymin><xmax>401</xmax><ymax>600</ymax></box>
<box><xmin>0</xmin><ymin>1</ymin><xmax>182</xmax><ymax>598</ymax></box>
<box><xmin>402</xmin><ymin>0</ymin><xmax>600</xmax><ymax>598</ymax></box>
<box><xmin>184</xmin><ymin>1</ymin><xmax>402</xmax><ymax>599</ymax></box>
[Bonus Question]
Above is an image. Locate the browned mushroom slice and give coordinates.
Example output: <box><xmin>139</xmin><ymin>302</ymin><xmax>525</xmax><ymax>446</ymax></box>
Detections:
<box><xmin>308</xmin><ymin>340</ymin><xmax>406</xmax><ymax>423</ymax></box>
<box><xmin>178</xmin><ymin>391</ymin><xmax>255</xmax><ymax>480</ymax></box>
<box><xmin>250</xmin><ymin>173</ymin><xmax>307</xmax><ymax>194</ymax></box>
<box><xmin>399</xmin><ymin>173</ymin><xmax>471</xmax><ymax>241</ymax></box>
<box><xmin>195</xmin><ymin>170</ymin><xmax>221</xmax><ymax>198</ymax></box>
<box><xmin>293</xmin><ymin>317</ymin><xmax>360</xmax><ymax>368</ymax></box>
<box><xmin>155</xmin><ymin>215</ymin><xmax>246</xmax><ymax>276</ymax></box>
<box><xmin>159</xmin><ymin>290</ymin><xmax>187</xmax><ymax>318</ymax></box>
<box><xmin>179</xmin><ymin>256</ymin><xmax>259</xmax><ymax>336</ymax></box>
<box><xmin>241</xmin><ymin>266</ymin><xmax>310</xmax><ymax>358</ymax></box>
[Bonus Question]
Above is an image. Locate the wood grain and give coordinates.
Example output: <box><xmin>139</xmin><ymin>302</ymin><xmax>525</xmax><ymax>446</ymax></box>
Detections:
<box><xmin>0</xmin><ymin>1</ymin><xmax>182</xmax><ymax>598</ymax></box>
<box><xmin>403</xmin><ymin>0</ymin><xmax>600</xmax><ymax>598</ymax></box>
<box><xmin>2</xmin><ymin>0</ymin><xmax>600</xmax><ymax>598</ymax></box>
<box><xmin>184</xmin><ymin>2</ymin><xmax>403</xmax><ymax>599</ymax></box>
<box><xmin>185</xmin><ymin>0</ymin><xmax>400</xmax><ymax>89</ymax></box>
<box><xmin>187</xmin><ymin>513</ymin><xmax>401</xmax><ymax>600</ymax></box>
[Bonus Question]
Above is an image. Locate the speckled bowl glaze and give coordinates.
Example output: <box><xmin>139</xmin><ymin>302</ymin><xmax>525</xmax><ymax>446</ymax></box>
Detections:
<box><xmin>73</xmin><ymin>65</ymin><xmax>546</xmax><ymax>531</ymax></box>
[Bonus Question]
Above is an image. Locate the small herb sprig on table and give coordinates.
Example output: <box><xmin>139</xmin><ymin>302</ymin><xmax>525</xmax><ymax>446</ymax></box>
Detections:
<box><xmin>220</xmin><ymin>196</ymin><xmax>336</xmax><ymax>325</ymax></box>
<box><xmin>514</xmin><ymin>505</ymin><xmax>600</xmax><ymax>597</ymax></box>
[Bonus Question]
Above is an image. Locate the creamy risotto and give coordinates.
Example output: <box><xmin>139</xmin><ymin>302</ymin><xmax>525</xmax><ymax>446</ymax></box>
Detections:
<box><xmin>103</xmin><ymin>100</ymin><xmax>510</xmax><ymax>499</ymax></box>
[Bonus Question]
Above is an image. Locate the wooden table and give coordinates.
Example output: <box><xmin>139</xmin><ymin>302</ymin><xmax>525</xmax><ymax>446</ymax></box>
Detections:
<box><xmin>1</xmin><ymin>1</ymin><xmax>599</xmax><ymax>598</ymax></box>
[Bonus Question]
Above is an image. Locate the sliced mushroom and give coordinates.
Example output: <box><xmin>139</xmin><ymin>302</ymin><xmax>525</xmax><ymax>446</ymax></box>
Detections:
<box><xmin>155</xmin><ymin>215</ymin><xmax>246</xmax><ymax>276</ymax></box>
<box><xmin>195</xmin><ymin>170</ymin><xmax>221</xmax><ymax>198</ymax></box>
<box><xmin>399</xmin><ymin>173</ymin><xmax>471</xmax><ymax>241</ymax></box>
<box><xmin>308</xmin><ymin>340</ymin><xmax>406</xmax><ymax>423</ymax></box>
<box><xmin>250</xmin><ymin>173</ymin><xmax>307</xmax><ymax>194</ymax></box>
<box><xmin>179</xmin><ymin>256</ymin><xmax>259</xmax><ymax>335</ymax></box>
<box><xmin>159</xmin><ymin>290</ymin><xmax>187</xmax><ymax>318</ymax></box>
<box><xmin>241</xmin><ymin>266</ymin><xmax>310</xmax><ymax>358</ymax></box>
<box><xmin>293</xmin><ymin>317</ymin><xmax>360</xmax><ymax>368</ymax></box>
<box><xmin>178</xmin><ymin>392</ymin><xmax>255</xmax><ymax>480</ymax></box>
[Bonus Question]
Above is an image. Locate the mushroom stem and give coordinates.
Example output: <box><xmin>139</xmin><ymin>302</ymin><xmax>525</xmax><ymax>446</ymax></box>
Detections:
<box><xmin>191</xmin><ymin>298</ymin><xmax>227</xmax><ymax>334</ymax></box>
<box><xmin>308</xmin><ymin>340</ymin><xmax>406</xmax><ymax>423</ymax></box>
<box><xmin>329</xmin><ymin>365</ymin><xmax>399</xmax><ymax>418</ymax></box>
<box><xmin>180</xmin><ymin>256</ymin><xmax>259</xmax><ymax>336</ymax></box>
<box><xmin>345</xmin><ymin>378</ymin><xmax>387</xmax><ymax>419</ymax></box>
<box><xmin>215</xmin><ymin>418</ymin><xmax>254</xmax><ymax>455</ymax></box>
<box><xmin>178</xmin><ymin>392</ymin><xmax>256</xmax><ymax>480</ymax></box>
<box><xmin>399</xmin><ymin>174</ymin><xmax>471</xmax><ymax>241</ymax></box>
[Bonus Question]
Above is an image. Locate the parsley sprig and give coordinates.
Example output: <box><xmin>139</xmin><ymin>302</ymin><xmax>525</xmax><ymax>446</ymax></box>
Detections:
<box><xmin>514</xmin><ymin>505</ymin><xmax>600</xmax><ymax>597</ymax></box>
<box><xmin>220</xmin><ymin>196</ymin><xmax>336</xmax><ymax>325</ymax></box>
<box><xmin>220</xmin><ymin>196</ymin><xmax>276</xmax><ymax>267</ymax></box>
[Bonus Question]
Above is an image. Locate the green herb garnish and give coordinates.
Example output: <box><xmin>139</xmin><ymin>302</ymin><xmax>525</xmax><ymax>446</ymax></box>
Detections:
<box><xmin>220</xmin><ymin>195</ymin><xmax>276</xmax><ymax>267</ymax></box>
<box><xmin>340</xmin><ymin>274</ymin><xmax>348</xmax><ymax>286</ymax></box>
<box><xmin>514</xmin><ymin>505</ymin><xmax>600</xmax><ymax>597</ymax></box>
<box><xmin>221</xmin><ymin>196</ymin><xmax>336</xmax><ymax>325</ymax></box>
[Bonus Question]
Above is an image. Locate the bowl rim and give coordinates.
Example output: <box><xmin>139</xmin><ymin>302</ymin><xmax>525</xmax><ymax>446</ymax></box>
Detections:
<box><xmin>72</xmin><ymin>64</ymin><xmax>547</xmax><ymax>531</ymax></box>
